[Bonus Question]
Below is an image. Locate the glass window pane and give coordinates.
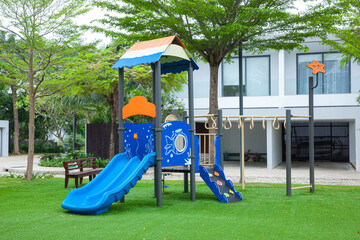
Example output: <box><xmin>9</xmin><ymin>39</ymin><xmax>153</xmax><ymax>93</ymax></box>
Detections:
<box><xmin>297</xmin><ymin>54</ymin><xmax>322</xmax><ymax>94</ymax></box>
<box><xmin>223</xmin><ymin>58</ymin><xmax>239</xmax><ymax>86</ymax></box>
<box><xmin>246</xmin><ymin>57</ymin><xmax>270</xmax><ymax>96</ymax></box>
<box><xmin>222</xmin><ymin>58</ymin><xmax>245</xmax><ymax>96</ymax></box>
<box><xmin>323</xmin><ymin>53</ymin><xmax>350</xmax><ymax>94</ymax></box>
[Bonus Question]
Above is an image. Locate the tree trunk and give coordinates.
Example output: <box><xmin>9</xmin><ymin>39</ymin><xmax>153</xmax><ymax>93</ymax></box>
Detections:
<box><xmin>11</xmin><ymin>86</ymin><xmax>20</xmax><ymax>155</ymax></box>
<box><xmin>209</xmin><ymin>63</ymin><xmax>220</xmax><ymax>115</ymax></box>
<box><xmin>208</xmin><ymin>62</ymin><xmax>221</xmax><ymax>164</ymax></box>
<box><xmin>73</xmin><ymin>114</ymin><xmax>77</xmax><ymax>152</ymax></box>
<box><xmin>107</xmin><ymin>86</ymin><xmax>118</xmax><ymax>160</ymax></box>
<box><xmin>109</xmin><ymin>104</ymin><xmax>117</xmax><ymax>160</ymax></box>
<box><xmin>54</xmin><ymin>124</ymin><xmax>68</xmax><ymax>154</ymax></box>
<box><xmin>58</xmin><ymin>136</ymin><xmax>68</xmax><ymax>154</ymax></box>
<box><xmin>25</xmin><ymin>49</ymin><xmax>35</xmax><ymax>180</ymax></box>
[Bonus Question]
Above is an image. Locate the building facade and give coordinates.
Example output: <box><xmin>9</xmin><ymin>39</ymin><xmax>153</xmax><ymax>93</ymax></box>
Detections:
<box><xmin>178</xmin><ymin>37</ymin><xmax>360</xmax><ymax>172</ymax></box>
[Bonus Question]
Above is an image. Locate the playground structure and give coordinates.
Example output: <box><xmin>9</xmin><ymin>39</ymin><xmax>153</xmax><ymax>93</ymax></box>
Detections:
<box><xmin>194</xmin><ymin>59</ymin><xmax>325</xmax><ymax>196</ymax></box>
<box><xmin>61</xmin><ymin>36</ymin><xmax>325</xmax><ymax>214</ymax></box>
<box><xmin>61</xmin><ymin>36</ymin><xmax>242</xmax><ymax>215</ymax></box>
<box><xmin>195</xmin><ymin>112</ymin><xmax>310</xmax><ymax>192</ymax></box>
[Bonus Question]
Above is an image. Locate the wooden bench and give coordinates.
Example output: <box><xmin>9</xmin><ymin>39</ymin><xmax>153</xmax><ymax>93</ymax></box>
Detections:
<box><xmin>63</xmin><ymin>157</ymin><xmax>103</xmax><ymax>188</ymax></box>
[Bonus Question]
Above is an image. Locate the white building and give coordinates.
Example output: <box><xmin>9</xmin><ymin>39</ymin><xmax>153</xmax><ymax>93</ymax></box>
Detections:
<box><xmin>0</xmin><ymin>120</ymin><xmax>9</xmax><ymax>157</ymax></box>
<box><xmin>178</xmin><ymin>37</ymin><xmax>360</xmax><ymax>172</ymax></box>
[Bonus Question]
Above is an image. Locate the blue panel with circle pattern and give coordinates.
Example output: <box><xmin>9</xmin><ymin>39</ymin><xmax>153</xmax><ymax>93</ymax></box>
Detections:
<box><xmin>161</xmin><ymin>121</ymin><xmax>192</xmax><ymax>167</ymax></box>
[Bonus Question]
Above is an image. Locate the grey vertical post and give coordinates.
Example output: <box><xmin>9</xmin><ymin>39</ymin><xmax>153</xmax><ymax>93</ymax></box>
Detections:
<box><xmin>155</xmin><ymin>61</ymin><xmax>163</xmax><ymax>207</ymax></box>
<box><xmin>217</xmin><ymin>109</ymin><xmax>224</xmax><ymax>169</ymax></box>
<box><xmin>118</xmin><ymin>68</ymin><xmax>125</xmax><ymax>153</ymax></box>
<box><xmin>118</xmin><ymin>68</ymin><xmax>125</xmax><ymax>203</ymax></box>
<box><xmin>182</xmin><ymin>111</ymin><xmax>189</xmax><ymax>193</ymax></box>
<box><xmin>286</xmin><ymin>109</ymin><xmax>292</xmax><ymax>196</ymax></box>
<box><xmin>188</xmin><ymin>62</ymin><xmax>196</xmax><ymax>201</ymax></box>
<box><xmin>152</xmin><ymin>64</ymin><xmax>158</xmax><ymax>198</ymax></box>
<box><xmin>238</xmin><ymin>41</ymin><xmax>244</xmax><ymax>182</ymax></box>
<box><xmin>72</xmin><ymin>115</ymin><xmax>76</xmax><ymax>152</ymax></box>
<box><xmin>309</xmin><ymin>76</ymin><xmax>315</xmax><ymax>193</ymax></box>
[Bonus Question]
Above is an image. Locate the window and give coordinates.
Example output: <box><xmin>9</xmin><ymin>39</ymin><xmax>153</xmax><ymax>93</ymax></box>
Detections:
<box><xmin>297</xmin><ymin>52</ymin><xmax>350</xmax><ymax>94</ymax></box>
<box><xmin>222</xmin><ymin>56</ymin><xmax>270</xmax><ymax>97</ymax></box>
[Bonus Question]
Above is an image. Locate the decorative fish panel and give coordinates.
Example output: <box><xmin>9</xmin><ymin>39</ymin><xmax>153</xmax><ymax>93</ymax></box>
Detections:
<box><xmin>161</xmin><ymin>121</ymin><xmax>192</xmax><ymax>167</ymax></box>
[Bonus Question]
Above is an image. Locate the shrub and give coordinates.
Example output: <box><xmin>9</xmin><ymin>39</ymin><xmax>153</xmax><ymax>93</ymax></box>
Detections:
<box><xmin>39</xmin><ymin>156</ymin><xmax>64</xmax><ymax>167</ymax></box>
<box><xmin>1</xmin><ymin>172</ymin><xmax>55</xmax><ymax>179</ymax></box>
<box><xmin>20</xmin><ymin>140</ymin><xmax>63</xmax><ymax>154</ymax></box>
<box><xmin>38</xmin><ymin>151</ymin><xmax>109</xmax><ymax>168</ymax></box>
<box><xmin>96</xmin><ymin>158</ymin><xmax>110</xmax><ymax>168</ymax></box>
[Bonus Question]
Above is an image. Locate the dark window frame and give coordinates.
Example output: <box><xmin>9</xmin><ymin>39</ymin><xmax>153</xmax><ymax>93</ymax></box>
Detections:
<box><xmin>221</xmin><ymin>55</ymin><xmax>271</xmax><ymax>97</ymax></box>
<box><xmin>296</xmin><ymin>51</ymin><xmax>351</xmax><ymax>94</ymax></box>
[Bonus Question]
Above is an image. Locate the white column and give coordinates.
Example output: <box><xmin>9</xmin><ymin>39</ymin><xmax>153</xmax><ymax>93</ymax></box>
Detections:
<box><xmin>355</xmin><ymin>119</ymin><xmax>360</xmax><ymax>171</ymax></box>
<box><xmin>279</xmin><ymin>50</ymin><xmax>285</xmax><ymax>98</ymax></box>
<box><xmin>266</xmin><ymin>120</ymin><xmax>282</xmax><ymax>169</ymax></box>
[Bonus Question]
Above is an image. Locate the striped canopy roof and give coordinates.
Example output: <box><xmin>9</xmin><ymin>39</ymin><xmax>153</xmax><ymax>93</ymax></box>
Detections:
<box><xmin>112</xmin><ymin>36</ymin><xmax>199</xmax><ymax>74</ymax></box>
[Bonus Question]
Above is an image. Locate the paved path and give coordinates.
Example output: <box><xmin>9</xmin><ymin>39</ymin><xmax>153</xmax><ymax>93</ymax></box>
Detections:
<box><xmin>1</xmin><ymin>155</ymin><xmax>359</xmax><ymax>186</ymax></box>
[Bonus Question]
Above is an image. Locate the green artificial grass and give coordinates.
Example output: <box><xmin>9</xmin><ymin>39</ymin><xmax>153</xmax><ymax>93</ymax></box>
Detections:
<box><xmin>0</xmin><ymin>178</ymin><xmax>359</xmax><ymax>240</ymax></box>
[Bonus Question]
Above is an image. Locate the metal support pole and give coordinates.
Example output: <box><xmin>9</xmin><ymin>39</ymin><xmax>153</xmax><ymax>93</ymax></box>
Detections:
<box><xmin>118</xmin><ymin>68</ymin><xmax>125</xmax><ymax>153</ymax></box>
<box><xmin>154</xmin><ymin>61</ymin><xmax>163</xmax><ymax>207</ymax></box>
<box><xmin>286</xmin><ymin>109</ymin><xmax>292</xmax><ymax>196</ymax></box>
<box><xmin>118</xmin><ymin>68</ymin><xmax>125</xmax><ymax>203</ymax></box>
<box><xmin>309</xmin><ymin>76</ymin><xmax>315</xmax><ymax>193</ymax></box>
<box><xmin>238</xmin><ymin>41</ymin><xmax>244</xmax><ymax>183</ymax></box>
<box><xmin>152</xmin><ymin>64</ymin><xmax>158</xmax><ymax>198</ymax></box>
<box><xmin>182</xmin><ymin>111</ymin><xmax>189</xmax><ymax>193</ymax></box>
<box><xmin>217</xmin><ymin>109</ymin><xmax>224</xmax><ymax>169</ymax></box>
<box><xmin>188</xmin><ymin>63</ymin><xmax>196</xmax><ymax>201</ymax></box>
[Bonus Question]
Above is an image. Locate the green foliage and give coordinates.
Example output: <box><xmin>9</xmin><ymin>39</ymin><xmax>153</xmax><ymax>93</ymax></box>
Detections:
<box><xmin>2</xmin><ymin>172</ymin><xmax>55</xmax><ymax>179</ymax></box>
<box><xmin>321</xmin><ymin>0</ymin><xmax>360</xmax><ymax>65</ymax></box>
<box><xmin>94</xmin><ymin>0</ymin><xmax>341</xmax><ymax>60</ymax></box>
<box><xmin>65</xmin><ymin>133</ymin><xmax>86</xmax><ymax>152</ymax></box>
<box><xmin>96</xmin><ymin>158</ymin><xmax>110</xmax><ymax>168</ymax></box>
<box><xmin>94</xmin><ymin>0</ymin><xmax>343</xmax><ymax>114</ymax></box>
<box><xmin>2</xmin><ymin>172</ymin><xmax>24</xmax><ymax>179</ymax></box>
<box><xmin>20</xmin><ymin>141</ymin><xmax>63</xmax><ymax>154</ymax></box>
<box><xmin>0</xmin><ymin>84</ymin><xmax>48</xmax><ymax>151</ymax></box>
<box><xmin>39</xmin><ymin>151</ymin><xmax>108</xmax><ymax>168</ymax></box>
<box><xmin>66</xmin><ymin>47</ymin><xmax>186</xmax><ymax>124</ymax></box>
<box><xmin>0</xmin><ymin>0</ymin><xmax>94</xmax><ymax>179</ymax></box>
<box><xmin>65</xmin><ymin>151</ymin><xmax>93</xmax><ymax>160</ymax></box>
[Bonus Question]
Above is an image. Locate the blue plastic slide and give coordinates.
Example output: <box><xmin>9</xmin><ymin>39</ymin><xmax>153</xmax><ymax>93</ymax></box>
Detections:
<box><xmin>61</xmin><ymin>152</ymin><xmax>156</xmax><ymax>215</ymax></box>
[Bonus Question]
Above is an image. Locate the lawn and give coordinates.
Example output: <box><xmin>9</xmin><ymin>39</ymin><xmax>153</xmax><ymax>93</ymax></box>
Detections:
<box><xmin>0</xmin><ymin>178</ymin><xmax>359</xmax><ymax>240</ymax></box>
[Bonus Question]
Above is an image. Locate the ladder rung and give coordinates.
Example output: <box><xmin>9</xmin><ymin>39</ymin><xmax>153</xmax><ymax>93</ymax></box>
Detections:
<box><xmin>291</xmin><ymin>185</ymin><xmax>312</xmax><ymax>190</ymax></box>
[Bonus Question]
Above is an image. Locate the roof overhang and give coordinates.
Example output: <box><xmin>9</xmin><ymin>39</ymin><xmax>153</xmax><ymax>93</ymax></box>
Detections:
<box><xmin>112</xmin><ymin>36</ymin><xmax>199</xmax><ymax>74</ymax></box>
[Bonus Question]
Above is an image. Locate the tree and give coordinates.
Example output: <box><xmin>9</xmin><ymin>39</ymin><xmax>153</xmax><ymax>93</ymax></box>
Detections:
<box><xmin>35</xmin><ymin>96</ymin><xmax>74</xmax><ymax>153</ymax></box>
<box><xmin>0</xmin><ymin>0</ymin><xmax>91</xmax><ymax>180</ymax></box>
<box><xmin>0</xmin><ymin>31</ymin><xmax>22</xmax><ymax>154</ymax></box>
<box><xmin>94</xmin><ymin>0</ymin><xmax>342</xmax><ymax>115</ymax></box>
<box><xmin>321</xmin><ymin>0</ymin><xmax>360</xmax><ymax>65</ymax></box>
<box><xmin>65</xmin><ymin>46</ymin><xmax>187</xmax><ymax>159</ymax></box>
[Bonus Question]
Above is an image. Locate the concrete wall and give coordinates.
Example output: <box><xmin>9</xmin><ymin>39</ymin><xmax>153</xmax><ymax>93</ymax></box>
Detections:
<box><xmin>349</xmin><ymin>121</ymin><xmax>356</xmax><ymax>167</ymax></box>
<box><xmin>266</xmin><ymin>120</ymin><xmax>283</xmax><ymax>169</ymax></box>
<box><xmin>222</xmin><ymin>122</ymin><xmax>267</xmax><ymax>156</ymax></box>
<box><xmin>0</xmin><ymin>120</ymin><xmax>9</xmax><ymax>157</ymax></box>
